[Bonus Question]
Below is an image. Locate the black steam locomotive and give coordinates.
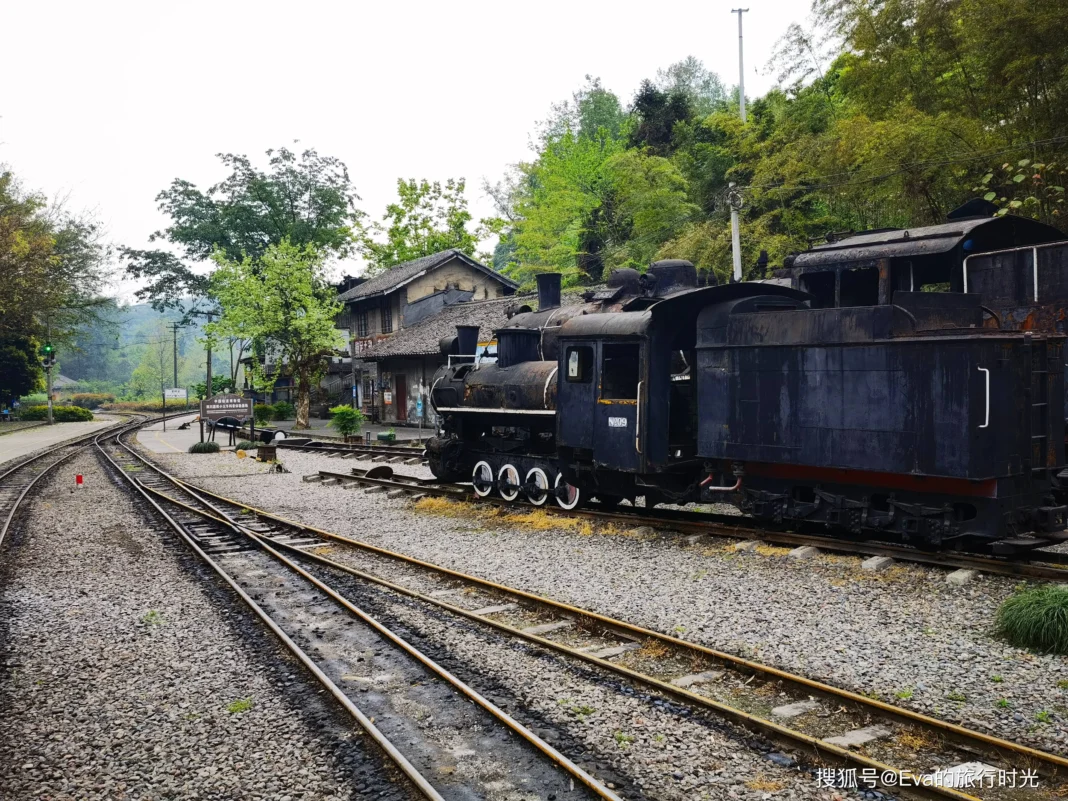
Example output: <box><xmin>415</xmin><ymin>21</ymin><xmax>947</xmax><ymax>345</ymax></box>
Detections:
<box><xmin>427</xmin><ymin>207</ymin><xmax>1068</xmax><ymax>552</ymax></box>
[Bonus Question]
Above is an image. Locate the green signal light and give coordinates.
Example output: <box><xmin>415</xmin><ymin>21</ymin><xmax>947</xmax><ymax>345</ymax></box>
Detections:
<box><xmin>42</xmin><ymin>343</ymin><xmax>54</xmax><ymax>353</ymax></box>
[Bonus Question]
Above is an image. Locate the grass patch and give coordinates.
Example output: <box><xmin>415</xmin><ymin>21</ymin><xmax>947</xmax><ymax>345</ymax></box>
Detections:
<box><xmin>992</xmin><ymin>675</ymin><xmax>1003</xmax><ymax>683</ymax></box>
<box><xmin>995</xmin><ymin>585</ymin><xmax>1068</xmax><ymax>654</ymax></box>
<box><xmin>1058</xmin><ymin>679</ymin><xmax>1068</xmax><ymax>690</ymax></box>
<box><xmin>745</xmin><ymin>775</ymin><xmax>786</xmax><ymax>792</ymax></box>
<box><xmin>226</xmin><ymin>698</ymin><xmax>253</xmax><ymax>714</ymax></box>
<box><xmin>613</xmin><ymin>731</ymin><xmax>636</xmax><ymax>749</ymax></box>
<box><xmin>1036</xmin><ymin>710</ymin><xmax>1053</xmax><ymax>723</ymax></box>
<box><xmin>996</xmin><ymin>698</ymin><xmax>1011</xmax><ymax>709</ymax></box>
<box><xmin>637</xmin><ymin>638</ymin><xmax>673</xmax><ymax>660</ymax></box>
<box><xmin>897</xmin><ymin>729</ymin><xmax>937</xmax><ymax>750</ymax></box>
<box><xmin>895</xmin><ymin>687</ymin><xmax>914</xmax><ymax>701</ymax></box>
<box><xmin>947</xmin><ymin>690</ymin><xmax>967</xmax><ymax>702</ymax></box>
<box><xmin>189</xmin><ymin>441</ymin><xmax>221</xmax><ymax>454</ymax></box>
<box><xmin>754</xmin><ymin>544</ymin><xmax>791</xmax><ymax>557</ymax></box>
<box><xmin>142</xmin><ymin>610</ymin><xmax>163</xmax><ymax>626</ymax></box>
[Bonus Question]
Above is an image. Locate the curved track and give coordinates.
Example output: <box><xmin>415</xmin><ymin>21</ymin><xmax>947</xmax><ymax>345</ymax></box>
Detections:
<box><xmin>97</xmin><ymin>424</ymin><xmax>623</xmax><ymax>801</ymax></box>
<box><xmin>114</xmin><ymin>422</ymin><xmax>1068</xmax><ymax>801</ymax></box>
<box><xmin>0</xmin><ymin>415</ymin><xmax>138</xmax><ymax>547</ymax></box>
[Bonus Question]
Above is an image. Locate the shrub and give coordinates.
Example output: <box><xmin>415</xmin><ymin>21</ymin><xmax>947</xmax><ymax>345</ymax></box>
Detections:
<box><xmin>996</xmin><ymin>585</ymin><xmax>1068</xmax><ymax>654</ymax></box>
<box><xmin>235</xmin><ymin>440</ymin><xmax>257</xmax><ymax>450</ymax></box>
<box><xmin>189</xmin><ymin>441</ymin><xmax>221</xmax><ymax>454</ymax></box>
<box><xmin>19</xmin><ymin>405</ymin><xmax>94</xmax><ymax>422</ymax></box>
<box><xmin>19</xmin><ymin>393</ymin><xmax>47</xmax><ymax>406</ymax></box>
<box><xmin>101</xmin><ymin>400</ymin><xmax>171</xmax><ymax>412</ymax></box>
<box><xmin>69</xmin><ymin>392</ymin><xmax>115</xmax><ymax>409</ymax></box>
<box><xmin>329</xmin><ymin>404</ymin><xmax>365</xmax><ymax>437</ymax></box>
<box><xmin>271</xmin><ymin>401</ymin><xmax>295</xmax><ymax>421</ymax></box>
<box><xmin>253</xmin><ymin>404</ymin><xmax>274</xmax><ymax>425</ymax></box>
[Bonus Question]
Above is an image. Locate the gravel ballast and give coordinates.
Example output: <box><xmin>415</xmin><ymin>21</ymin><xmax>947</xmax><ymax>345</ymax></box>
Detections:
<box><xmin>0</xmin><ymin>453</ymin><xmax>414</xmax><ymax>801</ymax></box>
<box><xmin>152</xmin><ymin>445</ymin><xmax>1068</xmax><ymax>758</ymax></box>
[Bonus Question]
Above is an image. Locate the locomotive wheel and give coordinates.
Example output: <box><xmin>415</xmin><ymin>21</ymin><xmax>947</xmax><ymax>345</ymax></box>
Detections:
<box><xmin>554</xmin><ymin>473</ymin><xmax>582</xmax><ymax>510</ymax></box>
<box><xmin>525</xmin><ymin>467</ymin><xmax>550</xmax><ymax>506</ymax></box>
<box><xmin>472</xmin><ymin>461</ymin><xmax>494</xmax><ymax>498</ymax></box>
<box><xmin>497</xmin><ymin>464</ymin><xmax>521</xmax><ymax>502</ymax></box>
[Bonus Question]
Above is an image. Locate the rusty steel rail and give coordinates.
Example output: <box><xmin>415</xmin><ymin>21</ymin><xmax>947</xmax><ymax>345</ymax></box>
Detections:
<box><xmin>0</xmin><ymin>415</ymin><xmax>142</xmax><ymax>547</ymax></box>
<box><xmin>110</xmin><ymin>426</ymin><xmax>624</xmax><ymax>801</ymax></box>
<box><xmin>316</xmin><ymin>467</ymin><xmax>1068</xmax><ymax>583</ymax></box>
<box><xmin>169</xmin><ymin>476</ymin><xmax>1068</xmax><ymax>799</ymax></box>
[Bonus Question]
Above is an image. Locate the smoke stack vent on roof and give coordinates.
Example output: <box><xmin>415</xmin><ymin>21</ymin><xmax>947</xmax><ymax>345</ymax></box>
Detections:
<box><xmin>536</xmin><ymin>273</ymin><xmax>561</xmax><ymax>310</ymax></box>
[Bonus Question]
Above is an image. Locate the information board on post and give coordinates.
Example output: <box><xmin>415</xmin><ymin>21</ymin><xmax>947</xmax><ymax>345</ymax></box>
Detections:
<box><xmin>198</xmin><ymin>393</ymin><xmax>254</xmax><ymax>443</ymax></box>
<box><xmin>164</xmin><ymin>388</ymin><xmax>187</xmax><ymax>401</ymax></box>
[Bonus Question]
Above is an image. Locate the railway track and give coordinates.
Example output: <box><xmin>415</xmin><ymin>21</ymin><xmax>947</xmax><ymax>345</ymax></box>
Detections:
<box><xmin>97</xmin><ymin>425</ymin><xmax>624</xmax><ymax>801</ymax></box>
<box><xmin>311</xmin><ymin>466</ymin><xmax>1068</xmax><ymax>584</ymax></box>
<box><xmin>0</xmin><ymin>415</ymin><xmax>140</xmax><ymax>547</ymax></box>
<box><xmin>112</xmin><ymin>424</ymin><xmax>1068</xmax><ymax>800</ymax></box>
<box><xmin>278</xmin><ymin>439</ymin><xmax>428</xmax><ymax>464</ymax></box>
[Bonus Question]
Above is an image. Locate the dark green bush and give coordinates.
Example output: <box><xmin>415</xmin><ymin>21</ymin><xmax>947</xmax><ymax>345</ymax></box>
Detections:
<box><xmin>235</xmin><ymin>440</ymin><xmax>257</xmax><ymax>450</ymax></box>
<box><xmin>253</xmin><ymin>404</ymin><xmax>274</xmax><ymax>425</ymax></box>
<box><xmin>69</xmin><ymin>392</ymin><xmax>115</xmax><ymax>408</ymax></box>
<box><xmin>101</xmin><ymin>400</ymin><xmax>172</xmax><ymax>412</ymax></box>
<box><xmin>271</xmin><ymin>401</ymin><xmax>295</xmax><ymax>421</ymax></box>
<box><xmin>189</xmin><ymin>441</ymin><xmax>221</xmax><ymax>454</ymax></box>
<box><xmin>996</xmin><ymin>585</ymin><xmax>1068</xmax><ymax>654</ymax></box>
<box><xmin>329</xmin><ymin>404</ymin><xmax>365</xmax><ymax>437</ymax></box>
<box><xmin>19</xmin><ymin>405</ymin><xmax>94</xmax><ymax>422</ymax></box>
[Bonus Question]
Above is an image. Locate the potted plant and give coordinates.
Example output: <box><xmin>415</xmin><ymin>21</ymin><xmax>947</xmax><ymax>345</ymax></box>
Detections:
<box><xmin>377</xmin><ymin>426</ymin><xmax>396</xmax><ymax>443</ymax></box>
<box><xmin>329</xmin><ymin>404</ymin><xmax>366</xmax><ymax>442</ymax></box>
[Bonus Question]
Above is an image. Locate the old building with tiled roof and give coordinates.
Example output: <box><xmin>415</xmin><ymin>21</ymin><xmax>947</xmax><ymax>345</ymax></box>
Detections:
<box><xmin>329</xmin><ymin>250</ymin><xmax>519</xmax><ymax>426</ymax></box>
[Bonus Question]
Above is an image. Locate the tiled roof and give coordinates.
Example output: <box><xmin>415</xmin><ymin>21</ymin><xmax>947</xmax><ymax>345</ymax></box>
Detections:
<box><xmin>365</xmin><ymin>287</ymin><xmax>591</xmax><ymax>361</ymax></box>
<box><xmin>366</xmin><ymin>296</ymin><xmax>519</xmax><ymax>360</ymax></box>
<box><xmin>337</xmin><ymin>249</ymin><xmax>518</xmax><ymax>303</ymax></box>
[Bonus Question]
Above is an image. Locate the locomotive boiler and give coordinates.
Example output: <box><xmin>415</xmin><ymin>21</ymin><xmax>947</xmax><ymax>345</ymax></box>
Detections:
<box><xmin>427</xmin><ymin>213</ymin><xmax>1068</xmax><ymax>553</ymax></box>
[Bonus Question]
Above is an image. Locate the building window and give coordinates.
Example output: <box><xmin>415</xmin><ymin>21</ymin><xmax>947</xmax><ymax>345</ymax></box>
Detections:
<box><xmin>601</xmin><ymin>343</ymin><xmax>640</xmax><ymax>399</ymax></box>
<box><xmin>356</xmin><ymin>310</ymin><xmax>368</xmax><ymax>338</ymax></box>
<box><xmin>381</xmin><ymin>300</ymin><xmax>393</xmax><ymax>334</ymax></box>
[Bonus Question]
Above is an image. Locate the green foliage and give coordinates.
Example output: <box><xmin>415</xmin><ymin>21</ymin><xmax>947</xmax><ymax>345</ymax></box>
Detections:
<box><xmin>996</xmin><ymin>585</ymin><xmax>1068</xmax><ymax>654</ymax></box>
<box><xmin>19</xmin><ymin>405</ymin><xmax>94</xmax><ymax>422</ymax></box>
<box><xmin>206</xmin><ymin>241</ymin><xmax>343</xmax><ymax>429</ymax></box>
<box><xmin>100</xmin><ymin>400</ymin><xmax>172</xmax><ymax>412</ymax></box>
<box><xmin>0</xmin><ymin>335</ymin><xmax>43</xmax><ymax>405</ymax></box>
<box><xmin>189</xmin><ymin>441</ymin><xmax>221</xmax><ymax>454</ymax></box>
<box><xmin>0</xmin><ymin>171</ymin><xmax>111</xmax><ymax>345</ymax></box>
<box><xmin>226</xmin><ymin>698</ymin><xmax>253</xmax><ymax>714</ymax></box>
<box><xmin>234</xmin><ymin>440</ymin><xmax>256</xmax><ymax>450</ymax></box>
<box><xmin>123</xmin><ymin>147</ymin><xmax>363</xmax><ymax>314</ymax></box>
<box><xmin>253</xmin><ymin>403</ymin><xmax>274</xmax><ymax>425</ymax></box>
<box><xmin>358</xmin><ymin>178</ymin><xmax>491</xmax><ymax>274</ymax></box>
<box><xmin>975</xmin><ymin>161</ymin><xmax>1066</xmax><ymax>226</ymax></box>
<box><xmin>69</xmin><ymin>393</ymin><xmax>115</xmax><ymax>408</ymax></box>
<box><xmin>271</xmin><ymin>401</ymin><xmax>295</xmax><ymax>421</ymax></box>
<box><xmin>192</xmin><ymin>376</ymin><xmax>235</xmax><ymax>400</ymax></box>
<box><xmin>328</xmin><ymin>404</ymin><xmax>365</xmax><ymax>437</ymax></box>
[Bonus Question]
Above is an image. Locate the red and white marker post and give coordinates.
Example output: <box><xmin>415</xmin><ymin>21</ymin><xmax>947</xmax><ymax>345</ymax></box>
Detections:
<box><xmin>75</xmin><ymin>474</ymin><xmax>83</xmax><ymax>488</ymax></box>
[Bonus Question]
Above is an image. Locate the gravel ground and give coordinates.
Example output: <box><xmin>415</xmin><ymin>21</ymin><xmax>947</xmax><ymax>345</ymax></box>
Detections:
<box><xmin>0</xmin><ymin>452</ymin><xmax>415</xmax><ymax>801</ymax></box>
<box><xmin>151</xmin><ymin>446</ymin><xmax>1068</xmax><ymax>759</ymax></box>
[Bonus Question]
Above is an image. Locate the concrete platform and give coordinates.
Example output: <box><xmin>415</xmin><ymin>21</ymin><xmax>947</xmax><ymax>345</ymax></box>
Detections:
<box><xmin>0</xmin><ymin>416</ymin><xmax>115</xmax><ymax>468</ymax></box>
<box><xmin>136</xmin><ymin>414</ymin><xmax>207</xmax><ymax>454</ymax></box>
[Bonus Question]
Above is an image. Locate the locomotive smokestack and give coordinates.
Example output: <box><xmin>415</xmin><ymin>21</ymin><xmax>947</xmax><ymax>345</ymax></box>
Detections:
<box><xmin>536</xmin><ymin>273</ymin><xmax>561</xmax><ymax>311</ymax></box>
<box><xmin>455</xmin><ymin>325</ymin><xmax>479</xmax><ymax>358</ymax></box>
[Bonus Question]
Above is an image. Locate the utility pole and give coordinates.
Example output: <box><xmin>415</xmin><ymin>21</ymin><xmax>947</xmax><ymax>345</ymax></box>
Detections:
<box><xmin>729</xmin><ymin>183</ymin><xmax>744</xmax><ymax>283</ymax></box>
<box><xmin>732</xmin><ymin>8</ymin><xmax>749</xmax><ymax>123</ymax></box>
<box><xmin>171</xmin><ymin>322</ymin><xmax>181</xmax><ymax>388</ymax></box>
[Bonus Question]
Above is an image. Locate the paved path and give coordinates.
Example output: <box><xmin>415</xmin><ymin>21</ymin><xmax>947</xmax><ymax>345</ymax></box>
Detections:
<box><xmin>0</xmin><ymin>417</ymin><xmax>115</xmax><ymax>467</ymax></box>
<box><xmin>136</xmin><ymin>413</ymin><xmax>204</xmax><ymax>454</ymax></box>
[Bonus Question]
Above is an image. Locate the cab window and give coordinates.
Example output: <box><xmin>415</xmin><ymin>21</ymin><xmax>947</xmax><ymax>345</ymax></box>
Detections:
<box><xmin>565</xmin><ymin>346</ymin><xmax>592</xmax><ymax>383</ymax></box>
<box><xmin>601</xmin><ymin>344</ymin><xmax>640</xmax><ymax>399</ymax></box>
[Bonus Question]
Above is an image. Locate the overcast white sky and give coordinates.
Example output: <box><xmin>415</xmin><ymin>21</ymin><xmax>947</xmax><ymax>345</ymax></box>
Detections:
<box><xmin>1</xmin><ymin>0</ymin><xmax>805</xmax><ymax>300</ymax></box>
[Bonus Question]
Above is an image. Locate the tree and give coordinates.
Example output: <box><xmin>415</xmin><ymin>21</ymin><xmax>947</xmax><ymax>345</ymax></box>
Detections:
<box><xmin>206</xmin><ymin>241</ymin><xmax>343</xmax><ymax>429</ymax></box>
<box><xmin>0</xmin><ymin>335</ymin><xmax>43</xmax><ymax>406</ymax></box>
<box><xmin>123</xmin><ymin>146</ymin><xmax>364</xmax><ymax>313</ymax></box>
<box><xmin>628</xmin><ymin>80</ymin><xmax>693</xmax><ymax>156</ymax></box>
<box><xmin>655</xmin><ymin>56</ymin><xmax>728</xmax><ymax>117</ymax></box>
<box><xmin>539</xmin><ymin>76</ymin><xmax>627</xmax><ymax>144</ymax></box>
<box><xmin>0</xmin><ymin>171</ymin><xmax>111</xmax><ymax>343</ymax></box>
<box><xmin>358</xmin><ymin>178</ymin><xmax>491</xmax><ymax>274</ymax></box>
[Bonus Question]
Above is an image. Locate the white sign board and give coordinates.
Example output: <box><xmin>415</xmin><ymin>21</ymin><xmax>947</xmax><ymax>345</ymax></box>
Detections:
<box><xmin>164</xmin><ymin>388</ymin><xmax>188</xmax><ymax>400</ymax></box>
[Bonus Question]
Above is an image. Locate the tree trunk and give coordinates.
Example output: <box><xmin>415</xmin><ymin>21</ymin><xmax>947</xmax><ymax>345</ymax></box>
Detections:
<box><xmin>294</xmin><ymin>368</ymin><xmax>311</xmax><ymax>429</ymax></box>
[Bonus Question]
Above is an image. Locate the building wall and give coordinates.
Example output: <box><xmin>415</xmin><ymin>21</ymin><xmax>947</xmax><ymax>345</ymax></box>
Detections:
<box><xmin>373</xmin><ymin>356</ymin><xmax>439</xmax><ymax>428</ymax></box>
<box><xmin>405</xmin><ymin>258</ymin><xmax>506</xmax><ymax>303</ymax></box>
